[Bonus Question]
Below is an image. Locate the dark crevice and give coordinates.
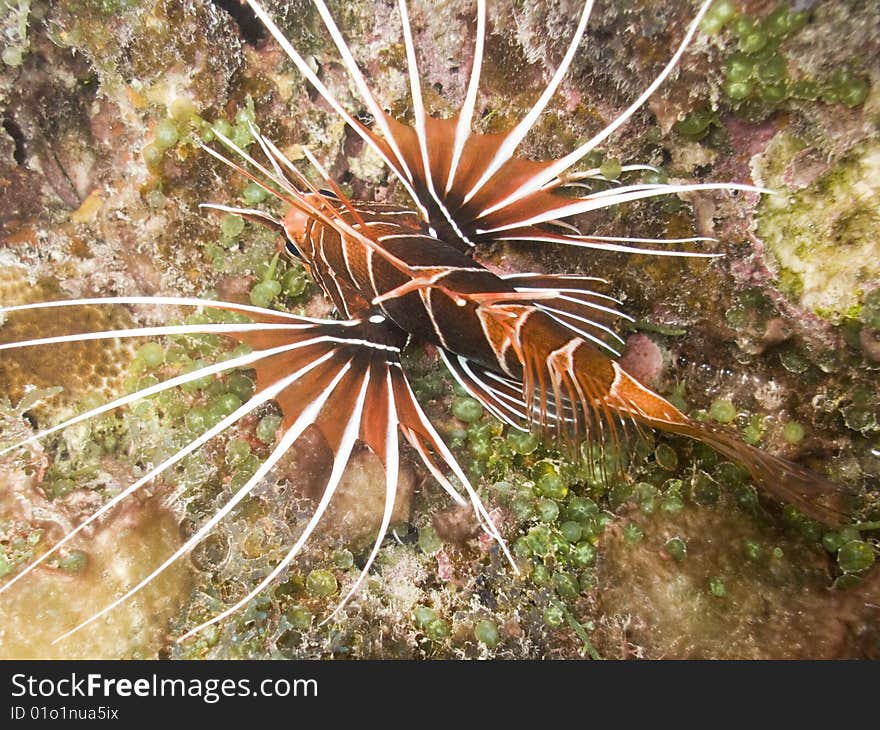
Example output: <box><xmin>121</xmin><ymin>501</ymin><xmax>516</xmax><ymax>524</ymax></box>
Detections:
<box><xmin>354</xmin><ymin>110</ymin><xmax>374</xmax><ymax>127</ymax></box>
<box><xmin>2</xmin><ymin>117</ymin><xmax>27</xmax><ymax>165</ymax></box>
<box><xmin>211</xmin><ymin>0</ymin><xmax>266</xmax><ymax>46</ymax></box>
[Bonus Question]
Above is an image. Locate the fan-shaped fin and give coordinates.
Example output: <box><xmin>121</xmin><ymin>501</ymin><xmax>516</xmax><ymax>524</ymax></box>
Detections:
<box><xmin>243</xmin><ymin>1</ymin><xmax>746</xmax><ymax>263</ymax></box>
<box><xmin>0</xmin><ymin>304</ymin><xmax>513</xmax><ymax>641</ymax></box>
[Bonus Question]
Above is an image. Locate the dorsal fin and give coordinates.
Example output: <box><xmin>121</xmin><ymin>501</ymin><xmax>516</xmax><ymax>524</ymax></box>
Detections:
<box><xmin>244</xmin><ymin>1</ymin><xmax>741</xmax><ymax>258</ymax></box>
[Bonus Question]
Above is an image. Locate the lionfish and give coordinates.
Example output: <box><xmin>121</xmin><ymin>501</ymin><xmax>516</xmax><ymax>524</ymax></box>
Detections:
<box><xmin>0</xmin><ymin>0</ymin><xmax>848</xmax><ymax>643</ymax></box>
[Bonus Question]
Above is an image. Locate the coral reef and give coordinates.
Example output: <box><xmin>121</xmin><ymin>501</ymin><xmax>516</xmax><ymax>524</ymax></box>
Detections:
<box><xmin>0</xmin><ymin>0</ymin><xmax>878</xmax><ymax>659</ymax></box>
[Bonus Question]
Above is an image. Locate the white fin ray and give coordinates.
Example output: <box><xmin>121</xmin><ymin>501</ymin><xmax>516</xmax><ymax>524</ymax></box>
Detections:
<box><xmin>176</xmin><ymin>364</ymin><xmax>370</xmax><ymax>641</ymax></box>
<box><xmin>403</xmin><ymin>431</ymin><xmax>469</xmax><ymax>507</ymax></box>
<box><xmin>478</xmin><ymin>369</ymin><xmax>577</xmax><ymax>421</ymax></box>
<box><xmin>556</xmin><ymin>293</ymin><xmax>630</xmax><ymax>321</ymax></box>
<box><xmin>585</xmin><ymin>234</ymin><xmax>717</xmax><ymax>245</ymax></box>
<box><xmin>0</xmin><ymin>338</ymin><xmax>326</xmax><ymax>458</ymax></box>
<box><xmin>441</xmin><ymin>351</ymin><xmax>577</xmax><ymax>429</ymax></box>
<box><xmin>53</xmin><ymin>360</ymin><xmax>356</xmax><ymax>644</ymax></box>
<box><xmin>309</xmin><ymin>0</ymin><xmax>413</xmax><ymax>174</ymax></box>
<box><xmin>573</xmin><ymin>182</ymin><xmax>674</xmax><ymax>200</ymax></box>
<box><xmin>531</xmin><ymin>293</ymin><xmax>629</xmax><ymax>335</ymax></box>
<box><xmin>208</xmin><ymin>128</ymin><xmax>304</xmax><ymax>204</ymax></box>
<box><xmin>461</xmin><ymin>0</ymin><xmax>596</xmax><ymax>206</ymax></box>
<box><xmin>397</xmin><ymin>377</ymin><xmax>517</xmax><ymax>572</ymax></box>
<box><xmin>321</xmin><ymin>368</ymin><xmax>399</xmax><ymax>624</ymax></box>
<box><xmin>446</xmin><ymin>0</ymin><xmax>487</xmax><ymax>194</ymax></box>
<box><xmin>216</xmin><ymin>124</ymin><xmax>338</xmax><ymax>218</ymax></box>
<box><xmin>0</xmin><ymin>322</ymin><xmax>316</xmax><ymax>352</ymax></box>
<box><xmin>244</xmin><ymin>0</ymin><xmax>426</xmax><ymax>215</ymax></box>
<box><xmin>246</xmin><ymin>119</ymin><xmax>293</xmax><ymax>187</ymax></box>
<box><xmin>506</xmin><ymin>282</ymin><xmax>622</xmax><ymax>306</ymax></box>
<box><xmin>551</xmin><ymin>163</ymin><xmax>659</xmax><ymax>188</ymax></box>
<box><xmin>0</xmin><ymin>296</ymin><xmax>311</xmax><ymax>321</ymax></box>
<box><xmin>204</xmin><ymin>130</ymin><xmax>428</xmax><ymax>281</ymax></box>
<box><xmin>495</xmin><ymin>233</ymin><xmax>721</xmax><ymax>257</ymax></box>
<box><xmin>501</xmin><ymin>272</ymin><xmax>609</xmax><ymax>285</ymax></box>
<box><xmin>545</xmin><ymin>218</ymin><xmax>582</xmax><ymax>234</ymax></box>
<box><xmin>439</xmin><ymin>349</ymin><xmax>530</xmax><ymax>431</ymax></box>
<box><xmin>475</xmin><ymin>0</ymin><xmax>716</xmax><ymax>219</ymax></box>
<box><xmin>540</xmin><ymin>309</ymin><xmax>622</xmax><ymax>357</ymax></box>
<box><xmin>205</xmin><ymin>127</ymin><xmax>398</xmax><ymax>257</ymax></box>
<box><xmin>198</xmin><ymin>203</ymin><xmax>285</xmax><ymax>233</ymax></box>
<box><xmin>478</xmin><ymin>181</ymin><xmax>769</xmax><ymax>234</ymax></box>
<box><xmin>398</xmin><ymin>0</ymin><xmax>431</xmax><ymax>190</ymax></box>
<box><xmin>398</xmin><ymin>0</ymin><xmax>475</xmax><ymax>249</ymax></box>
<box><xmin>0</xmin><ymin>351</ymin><xmax>335</xmax><ymax>598</ymax></box>
<box><xmin>537</xmin><ymin>305</ymin><xmax>623</xmax><ymax>355</ymax></box>
<box><xmin>199</xmin><ymin>138</ymin><xmax>300</xmax><ymax>209</ymax></box>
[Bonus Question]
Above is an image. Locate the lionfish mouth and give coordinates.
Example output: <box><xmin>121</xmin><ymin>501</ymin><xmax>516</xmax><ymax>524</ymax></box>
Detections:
<box><xmin>0</xmin><ymin>0</ymin><xmax>850</xmax><ymax>653</ymax></box>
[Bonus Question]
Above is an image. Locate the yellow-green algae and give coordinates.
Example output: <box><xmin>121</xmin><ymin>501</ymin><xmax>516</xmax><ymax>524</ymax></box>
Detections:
<box><xmin>0</xmin><ymin>466</ymin><xmax>189</xmax><ymax>659</ymax></box>
<box><xmin>754</xmin><ymin>131</ymin><xmax>880</xmax><ymax>321</ymax></box>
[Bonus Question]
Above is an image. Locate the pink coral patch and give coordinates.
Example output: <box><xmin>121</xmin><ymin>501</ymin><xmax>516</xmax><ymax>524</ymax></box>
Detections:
<box><xmin>619</xmin><ymin>333</ymin><xmax>665</xmax><ymax>388</ymax></box>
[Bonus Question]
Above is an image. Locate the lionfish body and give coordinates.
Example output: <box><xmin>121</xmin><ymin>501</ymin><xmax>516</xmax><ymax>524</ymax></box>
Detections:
<box><xmin>269</xmin><ymin>179</ymin><xmax>844</xmax><ymax>526</ymax></box>
<box><xmin>0</xmin><ymin>0</ymin><xmax>847</xmax><ymax>642</ymax></box>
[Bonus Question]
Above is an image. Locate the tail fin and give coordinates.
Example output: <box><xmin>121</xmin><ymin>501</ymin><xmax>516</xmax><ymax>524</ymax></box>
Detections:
<box><xmin>671</xmin><ymin>419</ymin><xmax>850</xmax><ymax>527</ymax></box>
<box><xmin>601</xmin><ymin>359</ymin><xmax>850</xmax><ymax>526</ymax></box>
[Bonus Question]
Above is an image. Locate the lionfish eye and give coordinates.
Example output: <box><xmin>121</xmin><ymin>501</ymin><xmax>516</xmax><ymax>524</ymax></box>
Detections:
<box><xmin>317</xmin><ymin>188</ymin><xmax>339</xmax><ymax>200</ymax></box>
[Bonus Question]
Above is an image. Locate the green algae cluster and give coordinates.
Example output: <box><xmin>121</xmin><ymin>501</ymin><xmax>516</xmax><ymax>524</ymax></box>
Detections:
<box><xmin>0</xmin><ymin>0</ymin><xmax>31</xmax><ymax>67</ymax></box>
<box><xmin>699</xmin><ymin>1</ymin><xmax>869</xmax><ymax>118</ymax></box>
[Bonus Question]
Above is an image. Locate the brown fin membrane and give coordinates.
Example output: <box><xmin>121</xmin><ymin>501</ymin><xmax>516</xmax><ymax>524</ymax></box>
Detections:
<box><xmin>474</xmin><ymin>300</ymin><xmax>850</xmax><ymax>526</ymax></box>
<box><xmin>380</xmin><ymin>110</ymin><xmax>568</xmax><ymax>248</ymax></box>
